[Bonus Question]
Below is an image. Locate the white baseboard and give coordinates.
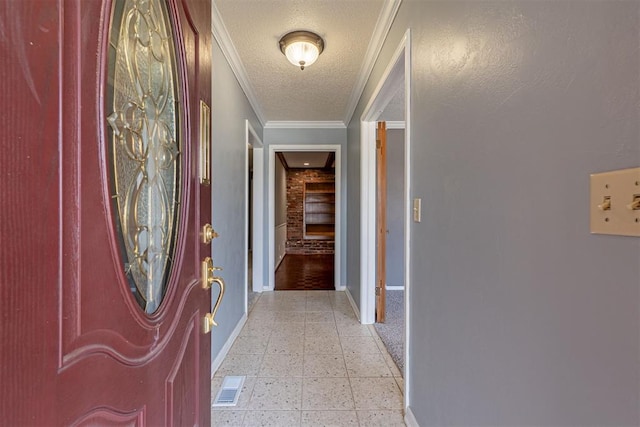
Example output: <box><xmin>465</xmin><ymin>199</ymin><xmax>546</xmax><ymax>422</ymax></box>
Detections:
<box><xmin>210</xmin><ymin>313</ymin><xmax>247</xmax><ymax>377</ymax></box>
<box><xmin>345</xmin><ymin>288</ymin><xmax>361</xmax><ymax>322</ymax></box>
<box><xmin>404</xmin><ymin>406</ymin><xmax>419</xmax><ymax>427</ymax></box>
<box><xmin>385</xmin><ymin>285</ymin><xmax>404</xmax><ymax>290</ymax></box>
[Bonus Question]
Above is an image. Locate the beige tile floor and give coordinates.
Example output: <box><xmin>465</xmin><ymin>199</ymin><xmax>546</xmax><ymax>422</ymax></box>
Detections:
<box><xmin>212</xmin><ymin>291</ymin><xmax>405</xmax><ymax>427</ymax></box>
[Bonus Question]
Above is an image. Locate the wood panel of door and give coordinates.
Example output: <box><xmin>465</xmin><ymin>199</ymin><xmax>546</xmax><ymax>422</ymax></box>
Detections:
<box><xmin>376</xmin><ymin>121</ymin><xmax>387</xmax><ymax>323</ymax></box>
<box><xmin>0</xmin><ymin>0</ymin><xmax>214</xmax><ymax>424</ymax></box>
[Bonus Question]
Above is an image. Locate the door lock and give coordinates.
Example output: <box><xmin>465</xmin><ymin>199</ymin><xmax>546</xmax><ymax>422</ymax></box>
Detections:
<box><xmin>202</xmin><ymin>223</ymin><xmax>219</xmax><ymax>244</ymax></box>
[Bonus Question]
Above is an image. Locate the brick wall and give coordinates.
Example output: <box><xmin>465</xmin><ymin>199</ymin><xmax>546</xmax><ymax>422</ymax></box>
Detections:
<box><xmin>286</xmin><ymin>169</ymin><xmax>335</xmax><ymax>255</ymax></box>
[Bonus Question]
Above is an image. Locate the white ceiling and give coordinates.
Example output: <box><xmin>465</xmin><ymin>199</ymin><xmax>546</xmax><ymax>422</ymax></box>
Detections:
<box><xmin>213</xmin><ymin>0</ymin><xmax>401</xmax><ymax>126</ymax></box>
<box><xmin>280</xmin><ymin>151</ymin><xmax>333</xmax><ymax>169</ymax></box>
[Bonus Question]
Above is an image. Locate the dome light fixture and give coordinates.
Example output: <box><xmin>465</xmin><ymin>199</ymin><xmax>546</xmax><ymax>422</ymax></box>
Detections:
<box><xmin>279</xmin><ymin>30</ymin><xmax>324</xmax><ymax>70</ymax></box>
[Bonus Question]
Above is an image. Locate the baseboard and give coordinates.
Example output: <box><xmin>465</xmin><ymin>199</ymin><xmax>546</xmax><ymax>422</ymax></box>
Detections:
<box><xmin>345</xmin><ymin>288</ymin><xmax>361</xmax><ymax>322</ymax></box>
<box><xmin>385</xmin><ymin>285</ymin><xmax>404</xmax><ymax>291</ymax></box>
<box><xmin>210</xmin><ymin>313</ymin><xmax>247</xmax><ymax>378</ymax></box>
<box><xmin>404</xmin><ymin>406</ymin><xmax>419</xmax><ymax>427</ymax></box>
<box><xmin>275</xmin><ymin>254</ymin><xmax>284</xmax><ymax>271</ymax></box>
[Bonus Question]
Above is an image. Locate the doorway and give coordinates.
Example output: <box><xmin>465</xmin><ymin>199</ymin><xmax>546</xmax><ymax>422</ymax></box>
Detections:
<box><xmin>273</xmin><ymin>151</ymin><xmax>336</xmax><ymax>290</ymax></box>
<box><xmin>374</xmin><ymin>122</ymin><xmax>406</xmax><ymax>374</ymax></box>
<box><xmin>268</xmin><ymin>145</ymin><xmax>342</xmax><ymax>291</ymax></box>
<box><xmin>245</xmin><ymin>120</ymin><xmax>263</xmax><ymax>309</ymax></box>
<box><xmin>360</xmin><ymin>30</ymin><xmax>411</xmax><ymax>405</ymax></box>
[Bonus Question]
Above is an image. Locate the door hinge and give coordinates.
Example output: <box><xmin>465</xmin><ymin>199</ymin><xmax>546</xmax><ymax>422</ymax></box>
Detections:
<box><xmin>376</xmin><ymin>139</ymin><xmax>381</xmax><ymax>149</ymax></box>
<box><xmin>375</xmin><ymin>286</ymin><xmax>381</xmax><ymax>296</ymax></box>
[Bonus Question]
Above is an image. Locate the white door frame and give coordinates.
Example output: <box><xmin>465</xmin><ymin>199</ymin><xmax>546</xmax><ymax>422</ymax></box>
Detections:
<box><xmin>267</xmin><ymin>144</ymin><xmax>342</xmax><ymax>291</ymax></box>
<box><xmin>245</xmin><ymin>120</ymin><xmax>264</xmax><ymax>306</ymax></box>
<box><xmin>360</xmin><ymin>29</ymin><xmax>412</xmax><ymax>406</ymax></box>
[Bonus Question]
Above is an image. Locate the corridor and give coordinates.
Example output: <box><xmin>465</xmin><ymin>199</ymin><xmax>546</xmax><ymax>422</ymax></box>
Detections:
<box><xmin>211</xmin><ymin>291</ymin><xmax>404</xmax><ymax>426</ymax></box>
<box><xmin>275</xmin><ymin>255</ymin><xmax>335</xmax><ymax>291</ymax></box>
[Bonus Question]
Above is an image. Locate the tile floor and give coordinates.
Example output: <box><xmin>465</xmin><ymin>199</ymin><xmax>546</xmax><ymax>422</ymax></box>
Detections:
<box><xmin>212</xmin><ymin>290</ymin><xmax>405</xmax><ymax>426</ymax></box>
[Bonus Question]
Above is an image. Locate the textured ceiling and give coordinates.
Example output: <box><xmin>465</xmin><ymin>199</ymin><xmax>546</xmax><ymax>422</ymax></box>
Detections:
<box><xmin>214</xmin><ymin>0</ymin><xmax>389</xmax><ymax>125</ymax></box>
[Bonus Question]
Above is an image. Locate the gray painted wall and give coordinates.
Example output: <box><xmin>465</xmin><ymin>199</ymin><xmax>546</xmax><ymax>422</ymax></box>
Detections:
<box><xmin>264</xmin><ymin>127</ymin><xmax>346</xmax><ymax>146</ymax></box>
<box><xmin>264</xmin><ymin>127</ymin><xmax>348</xmax><ymax>286</ymax></box>
<box><xmin>348</xmin><ymin>1</ymin><xmax>639</xmax><ymax>425</ymax></box>
<box><xmin>274</xmin><ymin>154</ymin><xmax>287</xmax><ymax>226</ymax></box>
<box><xmin>274</xmin><ymin>154</ymin><xmax>288</xmax><ymax>268</ymax></box>
<box><xmin>386</xmin><ymin>128</ymin><xmax>405</xmax><ymax>288</ymax></box>
<box><xmin>210</xmin><ymin>38</ymin><xmax>262</xmax><ymax>359</ymax></box>
<box><xmin>346</xmin><ymin>125</ymin><xmax>362</xmax><ymax>306</ymax></box>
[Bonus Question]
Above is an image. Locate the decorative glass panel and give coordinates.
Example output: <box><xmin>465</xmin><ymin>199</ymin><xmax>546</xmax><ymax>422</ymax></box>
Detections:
<box><xmin>106</xmin><ymin>0</ymin><xmax>182</xmax><ymax>314</ymax></box>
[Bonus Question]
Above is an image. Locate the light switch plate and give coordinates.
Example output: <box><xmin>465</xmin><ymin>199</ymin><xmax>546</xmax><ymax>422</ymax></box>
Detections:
<box><xmin>413</xmin><ymin>198</ymin><xmax>421</xmax><ymax>223</ymax></box>
<box><xmin>590</xmin><ymin>167</ymin><xmax>640</xmax><ymax>236</ymax></box>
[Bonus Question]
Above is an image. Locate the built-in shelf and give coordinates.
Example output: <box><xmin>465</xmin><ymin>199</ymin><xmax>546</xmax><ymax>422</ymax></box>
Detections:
<box><xmin>304</xmin><ymin>181</ymin><xmax>335</xmax><ymax>240</ymax></box>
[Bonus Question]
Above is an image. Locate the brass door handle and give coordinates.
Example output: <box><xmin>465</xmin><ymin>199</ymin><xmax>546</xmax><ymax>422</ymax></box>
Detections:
<box><xmin>210</xmin><ymin>277</ymin><xmax>225</xmax><ymax>325</ymax></box>
<box><xmin>204</xmin><ymin>276</ymin><xmax>225</xmax><ymax>334</ymax></box>
<box><xmin>201</xmin><ymin>257</ymin><xmax>223</xmax><ymax>289</ymax></box>
<box><xmin>202</xmin><ymin>256</ymin><xmax>225</xmax><ymax>333</ymax></box>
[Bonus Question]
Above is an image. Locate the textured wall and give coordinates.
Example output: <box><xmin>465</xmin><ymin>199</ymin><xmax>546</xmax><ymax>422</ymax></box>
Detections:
<box><xmin>274</xmin><ymin>156</ymin><xmax>288</xmax><ymax>268</ymax></box>
<box><xmin>210</xmin><ymin>39</ymin><xmax>262</xmax><ymax>360</ymax></box>
<box><xmin>274</xmin><ymin>154</ymin><xmax>287</xmax><ymax>226</ymax></box>
<box><xmin>349</xmin><ymin>1</ymin><xmax>640</xmax><ymax>425</ymax></box>
<box><xmin>346</xmin><ymin>125</ymin><xmax>362</xmax><ymax>305</ymax></box>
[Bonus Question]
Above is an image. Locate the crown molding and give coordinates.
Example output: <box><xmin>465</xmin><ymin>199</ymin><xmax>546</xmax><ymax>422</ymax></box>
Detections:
<box><xmin>212</xmin><ymin>2</ymin><xmax>266</xmax><ymax>126</ymax></box>
<box><xmin>342</xmin><ymin>0</ymin><xmax>402</xmax><ymax>126</ymax></box>
<box><xmin>264</xmin><ymin>121</ymin><xmax>347</xmax><ymax>129</ymax></box>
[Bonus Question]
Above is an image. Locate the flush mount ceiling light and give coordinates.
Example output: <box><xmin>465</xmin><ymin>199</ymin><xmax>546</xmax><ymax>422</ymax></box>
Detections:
<box><xmin>279</xmin><ymin>30</ymin><xmax>324</xmax><ymax>70</ymax></box>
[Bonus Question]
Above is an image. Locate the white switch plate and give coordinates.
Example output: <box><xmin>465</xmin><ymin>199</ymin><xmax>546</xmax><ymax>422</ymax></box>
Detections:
<box><xmin>590</xmin><ymin>167</ymin><xmax>640</xmax><ymax>237</ymax></box>
<box><xmin>413</xmin><ymin>198</ymin><xmax>421</xmax><ymax>223</ymax></box>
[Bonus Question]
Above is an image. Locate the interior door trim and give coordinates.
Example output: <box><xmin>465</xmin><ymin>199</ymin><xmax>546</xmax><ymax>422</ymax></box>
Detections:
<box><xmin>359</xmin><ymin>28</ymin><xmax>412</xmax><ymax>408</ymax></box>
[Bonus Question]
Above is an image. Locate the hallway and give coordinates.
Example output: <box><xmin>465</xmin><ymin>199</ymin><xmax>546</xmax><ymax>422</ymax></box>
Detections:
<box><xmin>212</xmin><ymin>291</ymin><xmax>404</xmax><ymax>426</ymax></box>
<box><xmin>275</xmin><ymin>254</ymin><xmax>334</xmax><ymax>291</ymax></box>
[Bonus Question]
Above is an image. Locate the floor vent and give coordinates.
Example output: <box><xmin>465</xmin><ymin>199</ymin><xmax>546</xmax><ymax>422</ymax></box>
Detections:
<box><xmin>212</xmin><ymin>376</ymin><xmax>245</xmax><ymax>407</ymax></box>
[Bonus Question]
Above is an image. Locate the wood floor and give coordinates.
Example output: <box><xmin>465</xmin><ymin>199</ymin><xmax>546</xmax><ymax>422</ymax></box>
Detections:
<box><xmin>275</xmin><ymin>254</ymin><xmax>334</xmax><ymax>290</ymax></box>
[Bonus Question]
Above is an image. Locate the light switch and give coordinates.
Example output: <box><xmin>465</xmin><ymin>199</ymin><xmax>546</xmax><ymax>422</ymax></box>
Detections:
<box><xmin>590</xmin><ymin>167</ymin><xmax>640</xmax><ymax>237</ymax></box>
<box><xmin>413</xmin><ymin>198</ymin><xmax>421</xmax><ymax>223</ymax></box>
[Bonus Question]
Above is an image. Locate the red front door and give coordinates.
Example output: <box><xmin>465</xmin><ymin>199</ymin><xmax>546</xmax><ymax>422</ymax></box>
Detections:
<box><xmin>0</xmin><ymin>0</ymin><xmax>214</xmax><ymax>425</ymax></box>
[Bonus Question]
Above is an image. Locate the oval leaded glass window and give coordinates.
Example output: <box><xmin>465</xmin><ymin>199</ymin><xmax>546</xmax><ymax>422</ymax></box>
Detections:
<box><xmin>106</xmin><ymin>0</ymin><xmax>182</xmax><ymax>314</ymax></box>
